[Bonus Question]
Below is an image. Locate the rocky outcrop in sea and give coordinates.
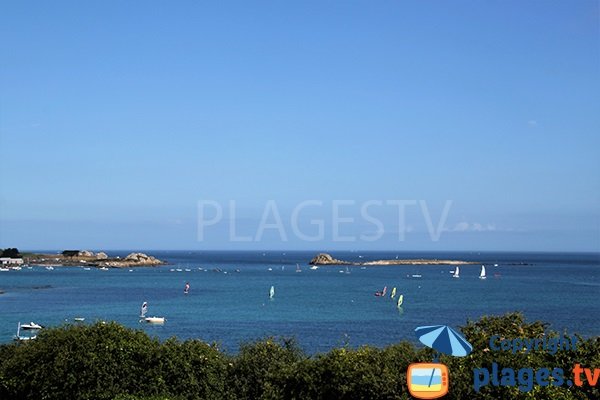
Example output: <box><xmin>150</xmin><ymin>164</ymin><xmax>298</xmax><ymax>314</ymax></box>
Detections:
<box><xmin>309</xmin><ymin>253</ymin><xmax>474</xmax><ymax>266</ymax></box>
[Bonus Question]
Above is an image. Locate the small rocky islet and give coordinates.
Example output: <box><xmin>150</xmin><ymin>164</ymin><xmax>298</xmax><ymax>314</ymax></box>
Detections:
<box><xmin>308</xmin><ymin>252</ymin><xmax>475</xmax><ymax>266</ymax></box>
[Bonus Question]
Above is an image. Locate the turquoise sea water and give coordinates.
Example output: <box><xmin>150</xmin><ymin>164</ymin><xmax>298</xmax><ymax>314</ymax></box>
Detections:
<box><xmin>0</xmin><ymin>251</ymin><xmax>598</xmax><ymax>353</ymax></box>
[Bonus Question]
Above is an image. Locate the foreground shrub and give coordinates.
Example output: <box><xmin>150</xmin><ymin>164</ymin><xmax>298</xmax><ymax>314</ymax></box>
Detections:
<box><xmin>158</xmin><ymin>338</ymin><xmax>227</xmax><ymax>400</ymax></box>
<box><xmin>0</xmin><ymin>322</ymin><xmax>162</xmax><ymax>400</ymax></box>
<box><xmin>0</xmin><ymin>313</ymin><xmax>597</xmax><ymax>399</ymax></box>
<box><xmin>227</xmin><ymin>338</ymin><xmax>304</xmax><ymax>400</ymax></box>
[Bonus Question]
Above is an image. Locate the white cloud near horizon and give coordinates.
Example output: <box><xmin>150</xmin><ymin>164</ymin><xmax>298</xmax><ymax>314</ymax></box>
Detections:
<box><xmin>450</xmin><ymin>222</ymin><xmax>497</xmax><ymax>232</ymax></box>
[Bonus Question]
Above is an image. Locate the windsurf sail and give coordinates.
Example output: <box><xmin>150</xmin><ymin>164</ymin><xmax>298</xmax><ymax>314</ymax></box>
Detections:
<box><xmin>140</xmin><ymin>302</ymin><xmax>148</xmax><ymax>318</ymax></box>
<box><xmin>269</xmin><ymin>285</ymin><xmax>275</xmax><ymax>299</ymax></box>
<box><xmin>397</xmin><ymin>294</ymin><xmax>404</xmax><ymax>307</ymax></box>
<box><xmin>452</xmin><ymin>266</ymin><xmax>460</xmax><ymax>278</ymax></box>
<box><xmin>391</xmin><ymin>287</ymin><xmax>397</xmax><ymax>298</ymax></box>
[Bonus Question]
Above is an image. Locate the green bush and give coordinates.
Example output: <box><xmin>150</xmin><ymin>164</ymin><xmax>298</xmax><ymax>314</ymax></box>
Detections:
<box><xmin>158</xmin><ymin>338</ymin><xmax>227</xmax><ymax>400</ymax></box>
<box><xmin>0</xmin><ymin>313</ymin><xmax>597</xmax><ymax>399</ymax></box>
<box><xmin>227</xmin><ymin>338</ymin><xmax>304</xmax><ymax>400</ymax></box>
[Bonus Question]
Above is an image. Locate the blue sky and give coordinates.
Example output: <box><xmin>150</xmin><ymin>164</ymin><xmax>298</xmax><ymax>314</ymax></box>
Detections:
<box><xmin>1</xmin><ymin>1</ymin><xmax>598</xmax><ymax>251</ymax></box>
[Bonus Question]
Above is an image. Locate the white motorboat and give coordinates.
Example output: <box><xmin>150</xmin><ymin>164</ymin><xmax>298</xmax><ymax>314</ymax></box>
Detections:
<box><xmin>14</xmin><ymin>321</ymin><xmax>42</xmax><ymax>341</ymax></box>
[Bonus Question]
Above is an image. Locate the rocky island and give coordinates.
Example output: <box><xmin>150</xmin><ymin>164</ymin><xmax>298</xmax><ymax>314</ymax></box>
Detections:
<box><xmin>24</xmin><ymin>250</ymin><xmax>165</xmax><ymax>268</ymax></box>
<box><xmin>309</xmin><ymin>253</ymin><xmax>475</xmax><ymax>266</ymax></box>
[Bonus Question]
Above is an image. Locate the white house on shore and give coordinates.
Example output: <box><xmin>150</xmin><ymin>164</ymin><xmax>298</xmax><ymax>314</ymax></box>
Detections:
<box><xmin>0</xmin><ymin>257</ymin><xmax>24</xmax><ymax>265</ymax></box>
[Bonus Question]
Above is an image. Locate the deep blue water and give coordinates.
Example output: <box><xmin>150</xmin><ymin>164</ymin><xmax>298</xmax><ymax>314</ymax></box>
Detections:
<box><xmin>1</xmin><ymin>251</ymin><xmax>598</xmax><ymax>354</ymax></box>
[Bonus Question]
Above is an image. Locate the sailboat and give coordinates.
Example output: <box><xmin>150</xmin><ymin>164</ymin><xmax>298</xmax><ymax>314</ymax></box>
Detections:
<box><xmin>139</xmin><ymin>301</ymin><xmax>165</xmax><ymax>324</ymax></box>
<box><xmin>390</xmin><ymin>287</ymin><xmax>397</xmax><ymax>298</ymax></box>
<box><xmin>452</xmin><ymin>266</ymin><xmax>460</xmax><ymax>278</ymax></box>
<box><xmin>397</xmin><ymin>294</ymin><xmax>404</xmax><ymax>307</ymax></box>
<box><xmin>269</xmin><ymin>285</ymin><xmax>275</xmax><ymax>299</ymax></box>
<box><xmin>479</xmin><ymin>265</ymin><xmax>487</xmax><ymax>280</ymax></box>
<box><xmin>374</xmin><ymin>286</ymin><xmax>387</xmax><ymax>297</ymax></box>
<box><xmin>296</xmin><ymin>264</ymin><xmax>302</xmax><ymax>273</ymax></box>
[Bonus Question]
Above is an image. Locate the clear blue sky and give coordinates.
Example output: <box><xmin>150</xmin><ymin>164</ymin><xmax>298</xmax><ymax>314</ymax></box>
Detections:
<box><xmin>1</xmin><ymin>1</ymin><xmax>598</xmax><ymax>251</ymax></box>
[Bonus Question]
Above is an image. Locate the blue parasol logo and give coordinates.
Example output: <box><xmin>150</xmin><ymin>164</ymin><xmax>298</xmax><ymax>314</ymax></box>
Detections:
<box><xmin>407</xmin><ymin>325</ymin><xmax>473</xmax><ymax>399</ymax></box>
<box><xmin>415</xmin><ymin>324</ymin><xmax>473</xmax><ymax>357</ymax></box>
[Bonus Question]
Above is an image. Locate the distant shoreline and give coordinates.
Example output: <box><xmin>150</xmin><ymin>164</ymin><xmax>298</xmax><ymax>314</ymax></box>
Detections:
<box><xmin>23</xmin><ymin>251</ymin><xmax>166</xmax><ymax>268</ymax></box>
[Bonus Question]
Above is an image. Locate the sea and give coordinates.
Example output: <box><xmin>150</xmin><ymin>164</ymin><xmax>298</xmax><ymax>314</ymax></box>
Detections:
<box><xmin>1</xmin><ymin>251</ymin><xmax>598</xmax><ymax>354</ymax></box>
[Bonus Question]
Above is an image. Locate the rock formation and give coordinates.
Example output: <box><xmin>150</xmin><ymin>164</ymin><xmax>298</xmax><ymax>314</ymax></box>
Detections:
<box><xmin>309</xmin><ymin>253</ymin><xmax>352</xmax><ymax>265</ymax></box>
<box><xmin>101</xmin><ymin>253</ymin><xmax>163</xmax><ymax>267</ymax></box>
<box><xmin>309</xmin><ymin>253</ymin><xmax>474</xmax><ymax>266</ymax></box>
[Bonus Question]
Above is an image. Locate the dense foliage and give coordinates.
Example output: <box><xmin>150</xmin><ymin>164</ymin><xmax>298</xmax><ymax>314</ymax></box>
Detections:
<box><xmin>0</xmin><ymin>248</ymin><xmax>20</xmax><ymax>258</ymax></box>
<box><xmin>0</xmin><ymin>313</ymin><xmax>597</xmax><ymax>399</ymax></box>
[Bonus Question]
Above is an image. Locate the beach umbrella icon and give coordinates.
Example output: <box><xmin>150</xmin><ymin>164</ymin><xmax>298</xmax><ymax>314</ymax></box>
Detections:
<box><xmin>414</xmin><ymin>325</ymin><xmax>472</xmax><ymax>357</ymax></box>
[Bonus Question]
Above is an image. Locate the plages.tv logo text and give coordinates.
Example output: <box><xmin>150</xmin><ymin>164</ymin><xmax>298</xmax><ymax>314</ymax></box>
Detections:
<box><xmin>474</xmin><ymin>334</ymin><xmax>599</xmax><ymax>392</ymax></box>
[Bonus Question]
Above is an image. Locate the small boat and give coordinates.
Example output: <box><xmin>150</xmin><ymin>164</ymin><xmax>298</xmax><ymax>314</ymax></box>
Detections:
<box><xmin>184</xmin><ymin>282</ymin><xmax>190</xmax><ymax>294</ymax></box>
<box><xmin>479</xmin><ymin>265</ymin><xmax>487</xmax><ymax>280</ymax></box>
<box><xmin>267</xmin><ymin>267</ymin><xmax>273</xmax><ymax>271</ymax></box>
<box><xmin>296</xmin><ymin>264</ymin><xmax>302</xmax><ymax>273</ymax></box>
<box><xmin>494</xmin><ymin>263</ymin><xmax>499</xmax><ymax>267</ymax></box>
<box><xmin>14</xmin><ymin>321</ymin><xmax>42</xmax><ymax>341</ymax></box>
<box><xmin>269</xmin><ymin>285</ymin><xmax>275</xmax><ymax>299</ymax></box>
<box><xmin>411</xmin><ymin>274</ymin><xmax>422</xmax><ymax>278</ymax></box>
<box><xmin>390</xmin><ymin>287</ymin><xmax>397</xmax><ymax>299</ymax></box>
<box><xmin>397</xmin><ymin>294</ymin><xmax>404</xmax><ymax>307</ymax></box>
<box><xmin>374</xmin><ymin>286</ymin><xmax>387</xmax><ymax>297</ymax></box>
<box><xmin>99</xmin><ymin>267</ymin><xmax>109</xmax><ymax>271</ymax></box>
<box><xmin>452</xmin><ymin>266</ymin><xmax>460</xmax><ymax>279</ymax></box>
<box><xmin>45</xmin><ymin>266</ymin><xmax>54</xmax><ymax>271</ymax></box>
<box><xmin>144</xmin><ymin>317</ymin><xmax>165</xmax><ymax>324</ymax></box>
<box><xmin>345</xmin><ymin>267</ymin><xmax>350</xmax><ymax>274</ymax></box>
<box><xmin>73</xmin><ymin>317</ymin><xmax>85</xmax><ymax>322</ymax></box>
<box><xmin>21</xmin><ymin>322</ymin><xmax>43</xmax><ymax>330</ymax></box>
<box><xmin>0</xmin><ymin>267</ymin><xmax>9</xmax><ymax>272</ymax></box>
<box><xmin>139</xmin><ymin>301</ymin><xmax>165</xmax><ymax>324</ymax></box>
<box><xmin>309</xmin><ymin>265</ymin><xmax>319</xmax><ymax>270</ymax></box>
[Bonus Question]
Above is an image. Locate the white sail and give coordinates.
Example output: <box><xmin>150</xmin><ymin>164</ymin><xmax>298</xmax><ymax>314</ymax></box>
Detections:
<box><xmin>269</xmin><ymin>285</ymin><xmax>275</xmax><ymax>299</ymax></box>
<box><xmin>453</xmin><ymin>266</ymin><xmax>460</xmax><ymax>278</ymax></box>
<box><xmin>397</xmin><ymin>294</ymin><xmax>404</xmax><ymax>307</ymax></box>
<box><xmin>479</xmin><ymin>265</ymin><xmax>486</xmax><ymax>279</ymax></box>
<box><xmin>140</xmin><ymin>302</ymin><xmax>148</xmax><ymax>318</ymax></box>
